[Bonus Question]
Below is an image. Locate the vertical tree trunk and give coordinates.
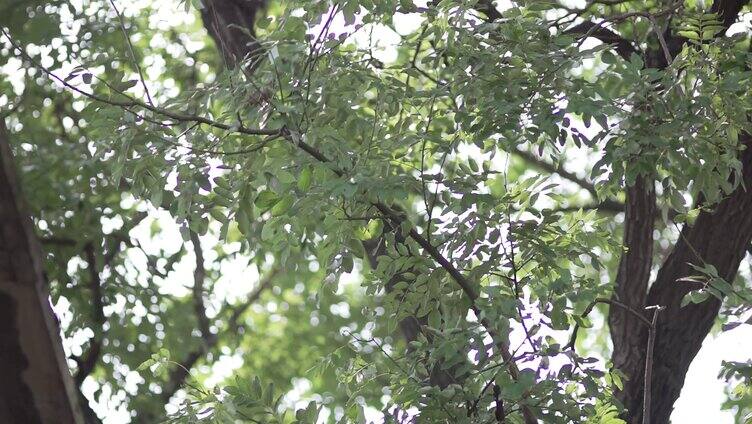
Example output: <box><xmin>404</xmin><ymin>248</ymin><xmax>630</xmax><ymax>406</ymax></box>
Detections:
<box><xmin>616</xmin><ymin>135</ymin><xmax>752</xmax><ymax>423</ymax></box>
<box><xmin>0</xmin><ymin>118</ymin><xmax>84</xmax><ymax>423</ymax></box>
<box><xmin>199</xmin><ymin>0</ymin><xmax>265</xmax><ymax>69</ymax></box>
<box><xmin>608</xmin><ymin>176</ymin><xmax>655</xmax><ymax>378</ymax></box>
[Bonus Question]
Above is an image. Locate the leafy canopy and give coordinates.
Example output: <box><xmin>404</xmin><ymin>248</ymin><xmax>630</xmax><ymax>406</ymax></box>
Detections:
<box><xmin>2</xmin><ymin>0</ymin><xmax>752</xmax><ymax>422</ymax></box>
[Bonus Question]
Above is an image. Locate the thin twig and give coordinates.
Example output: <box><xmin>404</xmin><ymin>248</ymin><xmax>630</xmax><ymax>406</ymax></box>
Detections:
<box><xmin>189</xmin><ymin>231</ymin><xmax>213</xmax><ymax>345</ymax></box>
<box><xmin>564</xmin><ymin>297</ymin><xmax>652</xmax><ymax>351</ymax></box>
<box><xmin>108</xmin><ymin>0</ymin><xmax>154</xmax><ymax>106</ymax></box>
<box><xmin>646</xmin><ymin>14</ymin><xmax>673</xmax><ymax>66</ymax></box>
<box><xmin>1</xmin><ymin>30</ymin><xmax>278</xmax><ymax>138</ymax></box>
<box><xmin>513</xmin><ymin>148</ymin><xmax>625</xmax><ymax>213</ymax></box>
<box><xmin>226</xmin><ymin>267</ymin><xmax>280</xmax><ymax>332</ymax></box>
<box><xmin>642</xmin><ymin>305</ymin><xmax>665</xmax><ymax>424</ymax></box>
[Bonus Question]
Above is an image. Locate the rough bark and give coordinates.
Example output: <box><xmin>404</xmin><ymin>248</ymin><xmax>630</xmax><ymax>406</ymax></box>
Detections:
<box><xmin>617</xmin><ymin>136</ymin><xmax>752</xmax><ymax>423</ymax></box>
<box><xmin>0</xmin><ymin>119</ymin><xmax>84</xmax><ymax>423</ymax></box>
<box><xmin>199</xmin><ymin>0</ymin><xmax>265</xmax><ymax>69</ymax></box>
<box><xmin>608</xmin><ymin>176</ymin><xmax>656</xmax><ymax>406</ymax></box>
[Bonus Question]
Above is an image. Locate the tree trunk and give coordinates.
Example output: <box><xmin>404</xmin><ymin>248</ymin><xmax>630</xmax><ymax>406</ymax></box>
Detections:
<box><xmin>0</xmin><ymin>118</ymin><xmax>84</xmax><ymax>423</ymax></box>
<box><xmin>614</xmin><ymin>135</ymin><xmax>752</xmax><ymax>423</ymax></box>
<box><xmin>199</xmin><ymin>0</ymin><xmax>265</xmax><ymax>69</ymax></box>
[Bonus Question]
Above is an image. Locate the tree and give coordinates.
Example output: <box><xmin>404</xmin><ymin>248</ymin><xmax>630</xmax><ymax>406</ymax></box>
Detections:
<box><xmin>0</xmin><ymin>113</ymin><xmax>84</xmax><ymax>423</ymax></box>
<box><xmin>1</xmin><ymin>0</ymin><xmax>752</xmax><ymax>423</ymax></box>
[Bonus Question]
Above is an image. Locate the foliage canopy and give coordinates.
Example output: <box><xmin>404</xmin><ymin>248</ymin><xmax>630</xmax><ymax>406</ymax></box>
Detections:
<box><xmin>1</xmin><ymin>0</ymin><xmax>752</xmax><ymax>423</ymax></box>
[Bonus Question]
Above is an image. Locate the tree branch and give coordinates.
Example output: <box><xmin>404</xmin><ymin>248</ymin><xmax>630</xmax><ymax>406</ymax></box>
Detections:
<box><xmin>226</xmin><ymin>267</ymin><xmax>279</xmax><ymax>333</ymax></box>
<box><xmin>371</xmin><ymin>199</ymin><xmax>538</xmax><ymax>424</ymax></box>
<box><xmin>627</xmin><ymin>133</ymin><xmax>752</xmax><ymax>423</ymax></box>
<box><xmin>0</xmin><ymin>29</ymin><xmax>279</xmax><ymax>138</ymax></box>
<box><xmin>189</xmin><ymin>231</ymin><xmax>214</xmax><ymax>345</ymax></box>
<box><xmin>611</xmin><ymin>2</ymin><xmax>751</xmax><ymax>420</ymax></box>
<box><xmin>73</xmin><ymin>212</ymin><xmax>148</xmax><ymax>386</ymax></box>
<box><xmin>73</xmin><ymin>242</ymin><xmax>105</xmax><ymax>386</ymax></box>
<box><xmin>15</xmin><ymin>26</ymin><xmax>538</xmax><ymax>417</ymax></box>
<box><xmin>565</xmin><ymin>297</ymin><xmax>652</xmax><ymax>352</ymax></box>
<box><xmin>642</xmin><ymin>306</ymin><xmax>665</xmax><ymax>424</ymax></box>
<box><xmin>102</xmin><ymin>211</ymin><xmax>148</xmax><ymax>267</ymax></box>
<box><xmin>710</xmin><ymin>0</ymin><xmax>751</xmax><ymax>28</ymax></box>
<box><xmin>564</xmin><ymin>21</ymin><xmax>640</xmax><ymax>60</ymax></box>
<box><xmin>156</xmin><ymin>232</ymin><xmax>215</xmax><ymax>408</ymax></box>
<box><xmin>474</xmin><ymin>0</ymin><xmax>503</xmax><ymax>21</ymax></box>
<box><xmin>513</xmin><ymin>148</ymin><xmax>624</xmax><ymax>213</ymax></box>
<box><xmin>40</xmin><ymin>236</ymin><xmax>77</xmax><ymax>246</ymax></box>
<box><xmin>158</xmin><ymin>268</ymin><xmax>279</xmax><ymax>406</ymax></box>
<box><xmin>0</xmin><ymin>107</ymin><xmax>85</xmax><ymax>424</ymax></box>
<box><xmin>107</xmin><ymin>0</ymin><xmax>153</xmax><ymax>106</ymax></box>
<box><xmin>200</xmin><ymin>0</ymin><xmax>266</xmax><ymax>70</ymax></box>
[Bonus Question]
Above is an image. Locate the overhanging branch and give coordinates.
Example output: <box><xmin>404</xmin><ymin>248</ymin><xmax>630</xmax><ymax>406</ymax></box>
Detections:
<box><xmin>513</xmin><ymin>148</ymin><xmax>625</xmax><ymax>213</ymax></box>
<box><xmin>564</xmin><ymin>21</ymin><xmax>640</xmax><ymax>60</ymax></box>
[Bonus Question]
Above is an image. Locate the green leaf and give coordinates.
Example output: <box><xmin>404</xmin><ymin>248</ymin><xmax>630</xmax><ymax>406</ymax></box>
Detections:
<box><xmin>612</xmin><ymin>371</ymin><xmax>623</xmax><ymax>390</ymax></box>
<box><xmin>355</xmin><ymin>219</ymin><xmax>382</xmax><ymax>240</ymax></box>
<box><xmin>678</xmin><ymin>30</ymin><xmax>700</xmax><ymax>40</ymax></box>
<box><xmin>209</xmin><ymin>208</ymin><xmax>228</xmax><ymax>224</ymax></box>
<box><xmin>214</xmin><ymin>195</ymin><xmax>234</xmax><ymax>208</ymax></box>
<box><xmin>709</xmin><ymin>278</ymin><xmax>734</xmax><ymax>297</ymax></box>
<box><xmin>573</xmin><ymin>314</ymin><xmax>592</xmax><ymax>329</ymax></box>
<box><xmin>702</xmin><ymin>29</ymin><xmax>718</xmax><ymax>40</ymax></box>
<box><xmin>270</xmin><ymin>195</ymin><xmax>294</xmax><ymax>216</ymax></box>
<box><xmin>681</xmin><ymin>290</ymin><xmax>710</xmax><ymax>308</ymax></box>
<box><xmin>255</xmin><ymin>190</ymin><xmax>280</xmax><ymax>210</ymax></box>
<box><xmin>601</xmin><ymin>50</ymin><xmax>617</xmax><ymax>64</ymax></box>
<box><xmin>297</xmin><ymin>166</ymin><xmax>312</xmax><ymax>191</ymax></box>
<box><xmin>214</xmin><ymin>186</ymin><xmax>234</xmax><ymax>199</ymax></box>
<box><xmin>116</xmin><ymin>79</ymin><xmax>138</xmax><ymax>91</ymax></box>
<box><xmin>214</xmin><ymin>176</ymin><xmax>232</xmax><ymax>190</ymax></box>
<box><xmin>252</xmin><ymin>376</ymin><xmax>263</xmax><ymax>399</ymax></box>
<box><xmin>257</xmin><ymin>16</ymin><xmax>272</xmax><ymax>29</ymax></box>
<box><xmin>136</xmin><ymin>359</ymin><xmax>155</xmax><ymax>371</ymax></box>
